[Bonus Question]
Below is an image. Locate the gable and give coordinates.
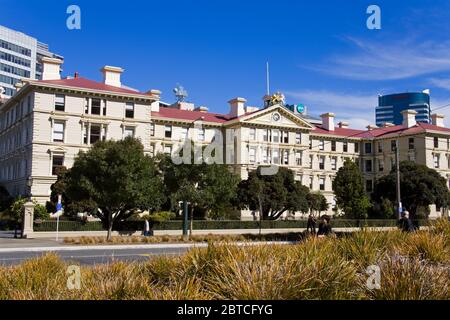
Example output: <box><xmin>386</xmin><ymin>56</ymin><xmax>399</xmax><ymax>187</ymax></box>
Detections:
<box><xmin>238</xmin><ymin>105</ymin><xmax>314</xmax><ymax>130</ymax></box>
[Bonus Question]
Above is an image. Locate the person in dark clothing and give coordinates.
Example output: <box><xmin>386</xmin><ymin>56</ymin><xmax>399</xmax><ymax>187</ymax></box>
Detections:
<box><xmin>317</xmin><ymin>215</ymin><xmax>332</xmax><ymax>237</ymax></box>
<box><xmin>14</xmin><ymin>221</ymin><xmax>21</xmax><ymax>239</ymax></box>
<box><xmin>398</xmin><ymin>211</ymin><xmax>415</xmax><ymax>233</ymax></box>
<box><xmin>306</xmin><ymin>214</ymin><xmax>317</xmax><ymax>234</ymax></box>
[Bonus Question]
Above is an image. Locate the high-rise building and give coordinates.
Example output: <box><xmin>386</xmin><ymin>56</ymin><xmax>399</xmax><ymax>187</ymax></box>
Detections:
<box><xmin>0</xmin><ymin>25</ymin><xmax>63</xmax><ymax>97</ymax></box>
<box><xmin>375</xmin><ymin>90</ymin><xmax>431</xmax><ymax>126</ymax></box>
<box><xmin>375</xmin><ymin>90</ymin><xmax>431</xmax><ymax>127</ymax></box>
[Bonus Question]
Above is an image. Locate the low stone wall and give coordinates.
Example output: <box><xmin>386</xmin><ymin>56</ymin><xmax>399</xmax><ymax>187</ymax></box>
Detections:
<box><xmin>27</xmin><ymin>227</ymin><xmax>406</xmax><ymax>239</ymax></box>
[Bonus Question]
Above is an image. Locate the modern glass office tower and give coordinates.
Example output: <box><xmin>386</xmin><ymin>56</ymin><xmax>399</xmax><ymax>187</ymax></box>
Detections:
<box><xmin>376</xmin><ymin>91</ymin><xmax>431</xmax><ymax>126</ymax></box>
<box><xmin>0</xmin><ymin>25</ymin><xmax>62</xmax><ymax>97</ymax></box>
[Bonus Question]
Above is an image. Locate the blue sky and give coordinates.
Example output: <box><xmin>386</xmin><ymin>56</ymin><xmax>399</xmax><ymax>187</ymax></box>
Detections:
<box><xmin>2</xmin><ymin>0</ymin><xmax>450</xmax><ymax>128</ymax></box>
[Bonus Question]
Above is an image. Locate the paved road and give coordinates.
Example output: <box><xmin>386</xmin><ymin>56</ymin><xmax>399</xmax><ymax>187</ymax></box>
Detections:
<box><xmin>0</xmin><ymin>245</ymin><xmax>199</xmax><ymax>266</ymax></box>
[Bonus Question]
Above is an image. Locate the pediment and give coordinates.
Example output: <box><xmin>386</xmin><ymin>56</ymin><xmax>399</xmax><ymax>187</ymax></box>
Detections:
<box><xmin>239</xmin><ymin>104</ymin><xmax>314</xmax><ymax>130</ymax></box>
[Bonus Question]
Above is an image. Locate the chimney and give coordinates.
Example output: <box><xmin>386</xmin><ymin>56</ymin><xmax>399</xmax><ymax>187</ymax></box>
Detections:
<box><xmin>401</xmin><ymin>109</ymin><xmax>417</xmax><ymax>128</ymax></box>
<box><xmin>245</xmin><ymin>106</ymin><xmax>259</xmax><ymax>113</ymax></box>
<box><xmin>366</xmin><ymin>124</ymin><xmax>378</xmax><ymax>131</ymax></box>
<box><xmin>14</xmin><ymin>82</ymin><xmax>24</xmax><ymax>91</ymax></box>
<box><xmin>431</xmin><ymin>113</ymin><xmax>445</xmax><ymax>127</ymax></box>
<box><xmin>229</xmin><ymin>97</ymin><xmax>247</xmax><ymax>117</ymax></box>
<box><xmin>147</xmin><ymin>89</ymin><xmax>161</xmax><ymax>99</ymax></box>
<box><xmin>195</xmin><ymin>106</ymin><xmax>209</xmax><ymax>113</ymax></box>
<box><xmin>338</xmin><ymin>121</ymin><xmax>349</xmax><ymax>129</ymax></box>
<box><xmin>74</xmin><ymin>72</ymin><xmax>79</xmax><ymax>79</ymax></box>
<box><xmin>382</xmin><ymin>122</ymin><xmax>395</xmax><ymax>128</ymax></box>
<box><xmin>171</xmin><ymin>101</ymin><xmax>194</xmax><ymax>111</ymax></box>
<box><xmin>41</xmin><ymin>57</ymin><xmax>63</xmax><ymax>80</ymax></box>
<box><xmin>320</xmin><ymin>113</ymin><xmax>335</xmax><ymax>131</ymax></box>
<box><xmin>101</xmin><ymin>66</ymin><xmax>124</xmax><ymax>87</ymax></box>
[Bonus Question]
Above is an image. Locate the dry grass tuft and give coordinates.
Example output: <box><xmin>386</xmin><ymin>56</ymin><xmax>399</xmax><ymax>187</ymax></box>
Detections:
<box><xmin>1</xmin><ymin>221</ymin><xmax>449</xmax><ymax>300</ymax></box>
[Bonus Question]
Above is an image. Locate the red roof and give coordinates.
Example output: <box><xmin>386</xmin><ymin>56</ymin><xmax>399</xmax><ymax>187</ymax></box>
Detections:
<box><xmin>312</xmin><ymin>125</ymin><xmax>365</xmax><ymax>138</ymax></box>
<box><xmin>416</xmin><ymin>122</ymin><xmax>450</xmax><ymax>133</ymax></box>
<box><xmin>37</xmin><ymin>77</ymin><xmax>150</xmax><ymax>96</ymax></box>
<box><xmin>355</xmin><ymin>122</ymin><xmax>450</xmax><ymax>139</ymax></box>
<box><xmin>355</xmin><ymin>125</ymin><xmax>407</xmax><ymax>139</ymax></box>
<box><xmin>153</xmin><ymin>107</ymin><xmax>234</xmax><ymax>123</ymax></box>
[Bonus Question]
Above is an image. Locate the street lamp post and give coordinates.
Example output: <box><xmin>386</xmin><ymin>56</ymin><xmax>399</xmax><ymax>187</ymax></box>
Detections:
<box><xmin>182</xmin><ymin>200</ymin><xmax>188</xmax><ymax>240</ymax></box>
<box><xmin>395</xmin><ymin>139</ymin><xmax>402</xmax><ymax>219</ymax></box>
<box><xmin>27</xmin><ymin>176</ymin><xmax>33</xmax><ymax>201</ymax></box>
<box><xmin>182</xmin><ymin>116</ymin><xmax>204</xmax><ymax>239</ymax></box>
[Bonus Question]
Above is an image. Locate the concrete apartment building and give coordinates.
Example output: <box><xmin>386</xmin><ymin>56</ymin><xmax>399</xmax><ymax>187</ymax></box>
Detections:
<box><xmin>0</xmin><ymin>59</ymin><xmax>449</xmax><ymax>218</ymax></box>
<box><xmin>0</xmin><ymin>25</ymin><xmax>63</xmax><ymax>97</ymax></box>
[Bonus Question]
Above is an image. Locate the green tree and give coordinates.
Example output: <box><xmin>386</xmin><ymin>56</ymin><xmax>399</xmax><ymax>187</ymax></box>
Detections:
<box><xmin>65</xmin><ymin>137</ymin><xmax>166</xmax><ymax>240</ymax></box>
<box><xmin>307</xmin><ymin>192</ymin><xmax>329</xmax><ymax>217</ymax></box>
<box><xmin>9</xmin><ymin>197</ymin><xmax>49</xmax><ymax>222</ymax></box>
<box><xmin>373</xmin><ymin>161</ymin><xmax>450</xmax><ymax>219</ymax></box>
<box><xmin>332</xmin><ymin>159</ymin><xmax>371</xmax><ymax>219</ymax></box>
<box><xmin>237</xmin><ymin>167</ymin><xmax>310</xmax><ymax>220</ymax></box>
<box><xmin>157</xmin><ymin>151</ymin><xmax>240</xmax><ymax>220</ymax></box>
<box><xmin>46</xmin><ymin>167</ymin><xmax>68</xmax><ymax>214</ymax></box>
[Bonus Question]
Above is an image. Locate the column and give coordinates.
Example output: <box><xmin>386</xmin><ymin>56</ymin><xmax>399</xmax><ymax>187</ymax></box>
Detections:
<box><xmin>22</xmin><ymin>201</ymin><xmax>34</xmax><ymax>239</ymax></box>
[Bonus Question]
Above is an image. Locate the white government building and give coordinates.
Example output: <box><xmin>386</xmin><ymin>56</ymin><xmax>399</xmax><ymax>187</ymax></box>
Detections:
<box><xmin>0</xmin><ymin>59</ymin><xmax>449</xmax><ymax>219</ymax></box>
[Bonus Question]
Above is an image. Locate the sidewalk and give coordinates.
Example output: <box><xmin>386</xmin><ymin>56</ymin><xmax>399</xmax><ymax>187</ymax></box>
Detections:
<box><xmin>0</xmin><ymin>233</ymin><xmax>65</xmax><ymax>249</ymax></box>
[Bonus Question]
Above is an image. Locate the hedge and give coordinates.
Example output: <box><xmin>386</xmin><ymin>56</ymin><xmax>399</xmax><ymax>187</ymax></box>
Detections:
<box><xmin>33</xmin><ymin>219</ymin><xmax>431</xmax><ymax>232</ymax></box>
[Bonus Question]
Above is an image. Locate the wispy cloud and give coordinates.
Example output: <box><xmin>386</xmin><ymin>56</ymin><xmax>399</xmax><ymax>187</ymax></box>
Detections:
<box><xmin>309</xmin><ymin>37</ymin><xmax>450</xmax><ymax>81</ymax></box>
<box><xmin>431</xmin><ymin>97</ymin><xmax>450</xmax><ymax>127</ymax></box>
<box><xmin>285</xmin><ymin>89</ymin><xmax>377</xmax><ymax>129</ymax></box>
<box><xmin>429</xmin><ymin>78</ymin><xmax>450</xmax><ymax>91</ymax></box>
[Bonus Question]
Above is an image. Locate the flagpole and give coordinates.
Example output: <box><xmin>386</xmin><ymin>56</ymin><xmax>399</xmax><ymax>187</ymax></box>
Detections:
<box><xmin>56</xmin><ymin>194</ymin><xmax>62</xmax><ymax>242</ymax></box>
<box><xmin>56</xmin><ymin>213</ymin><xmax>60</xmax><ymax>242</ymax></box>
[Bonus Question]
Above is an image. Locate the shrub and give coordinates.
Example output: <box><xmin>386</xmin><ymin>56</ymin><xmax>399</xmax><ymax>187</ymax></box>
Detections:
<box><xmin>34</xmin><ymin>204</ymin><xmax>50</xmax><ymax>220</ymax></box>
<box><xmin>1</xmin><ymin>227</ymin><xmax>449</xmax><ymax>300</ymax></box>
<box><xmin>363</xmin><ymin>256</ymin><xmax>449</xmax><ymax>300</ymax></box>
<box><xmin>8</xmin><ymin>198</ymin><xmax>50</xmax><ymax>222</ymax></box>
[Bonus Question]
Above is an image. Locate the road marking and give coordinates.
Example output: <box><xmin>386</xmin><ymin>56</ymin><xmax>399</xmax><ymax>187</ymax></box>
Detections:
<box><xmin>0</xmin><ymin>241</ymin><xmax>294</xmax><ymax>253</ymax></box>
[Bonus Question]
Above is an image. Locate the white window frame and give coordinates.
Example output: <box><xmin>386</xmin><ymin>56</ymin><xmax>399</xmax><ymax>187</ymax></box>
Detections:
<box><xmin>124</xmin><ymin>126</ymin><xmax>135</xmax><ymax>138</ymax></box>
<box><xmin>52</xmin><ymin>121</ymin><xmax>65</xmax><ymax>143</ymax></box>
<box><xmin>331</xmin><ymin>157</ymin><xmax>337</xmax><ymax>170</ymax></box>
<box><xmin>295</xmin><ymin>132</ymin><xmax>301</xmax><ymax>144</ymax></box>
<box><xmin>249</xmin><ymin>128</ymin><xmax>256</xmax><ymax>140</ymax></box>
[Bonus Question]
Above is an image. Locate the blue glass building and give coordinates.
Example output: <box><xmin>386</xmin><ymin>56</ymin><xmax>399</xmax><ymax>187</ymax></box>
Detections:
<box><xmin>375</xmin><ymin>91</ymin><xmax>431</xmax><ymax>126</ymax></box>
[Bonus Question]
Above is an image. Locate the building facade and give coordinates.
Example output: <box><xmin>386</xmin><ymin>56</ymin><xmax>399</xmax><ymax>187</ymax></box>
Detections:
<box><xmin>0</xmin><ymin>59</ymin><xmax>158</xmax><ymax>203</ymax></box>
<box><xmin>0</xmin><ymin>25</ymin><xmax>63</xmax><ymax>97</ymax></box>
<box><xmin>376</xmin><ymin>91</ymin><xmax>431</xmax><ymax>126</ymax></box>
<box><xmin>0</xmin><ymin>60</ymin><xmax>449</xmax><ymax>218</ymax></box>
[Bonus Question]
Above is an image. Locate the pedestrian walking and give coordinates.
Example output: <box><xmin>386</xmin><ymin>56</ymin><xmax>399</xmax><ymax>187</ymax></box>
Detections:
<box><xmin>306</xmin><ymin>214</ymin><xmax>317</xmax><ymax>234</ymax></box>
<box><xmin>398</xmin><ymin>210</ymin><xmax>415</xmax><ymax>232</ymax></box>
<box><xmin>144</xmin><ymin>219</ymin><xmax>150</xmax><ymax>237</ymax></box>
<box><xmin>317</xmin><ymin>215</ymin><xmax>332</xmax><ymax>237</ymax></box>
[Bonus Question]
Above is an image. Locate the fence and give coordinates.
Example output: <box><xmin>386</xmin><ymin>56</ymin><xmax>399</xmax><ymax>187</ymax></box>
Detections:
<box><xmin>33</xmin><ymin>219</ymin><xmax>431</xmax><ymax>232</ymax></box>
